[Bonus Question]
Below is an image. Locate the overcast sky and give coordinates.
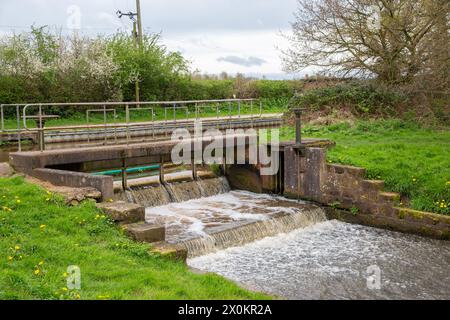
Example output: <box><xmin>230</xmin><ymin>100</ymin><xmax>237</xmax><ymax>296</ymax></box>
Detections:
<box><xmin>0</xmin><ymin>0</ymin><xmax>303</xmax><ymax>79</ymax></box>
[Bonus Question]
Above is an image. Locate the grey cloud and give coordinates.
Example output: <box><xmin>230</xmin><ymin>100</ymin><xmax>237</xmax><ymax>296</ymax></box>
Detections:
<box><xmin>217</xmin><ymin>56</ymin><xmax>267</xmax><ymax>67</ymax></box>
<box><xmin>0</xmin><ymin>0</ymin><xmax>298</xmax><ymax>35</ymax></box>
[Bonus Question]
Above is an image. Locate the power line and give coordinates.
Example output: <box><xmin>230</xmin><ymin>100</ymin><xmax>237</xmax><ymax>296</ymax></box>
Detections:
<box><xmin>0</xmin><ymin>25</ymin><xmax>128</xmax><ymax>31</ymax></box>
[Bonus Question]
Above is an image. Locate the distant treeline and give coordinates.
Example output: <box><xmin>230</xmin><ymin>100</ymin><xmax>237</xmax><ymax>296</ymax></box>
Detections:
<box><xmin>0</xmin><ymin>27</ymin><xmax>303</xmax><ymax>105</ymax></box>
<box><xmin>0</xmin><ymin>28</ymin><xmax>447</xmax><ymax>124</ymax></box>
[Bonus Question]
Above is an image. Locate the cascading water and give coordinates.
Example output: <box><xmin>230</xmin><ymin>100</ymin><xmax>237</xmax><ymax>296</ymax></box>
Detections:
<box><xmin>144</xmin><ymin>189</ymin><xmax>327</xmax><ymax>257</ymax></box>
<box><xmin>181</xmin><ymin>206</ymin><xmax>326</xmax><ymax>257</ymax></box>
<box><xmin>117</xmin><ymin>175</ymin><xmax>327</xmax><ymax>257</ymax></box>
<box><xmin>115</xmin><ymin>176</ymin><xmax>230</xmax><ymax>207</ymax></box>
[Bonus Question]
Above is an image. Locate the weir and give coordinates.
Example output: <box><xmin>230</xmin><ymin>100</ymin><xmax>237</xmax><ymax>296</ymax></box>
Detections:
<box><xmin>180</xmin><ymin>205</ymin><xmax>327</xmax><ymax>258</ymax></box>
<box><xmin>5</xmin><ymin>99</ymin><xmax>449</xmax><ymax>260</ymax></box>
<box><xmin>115</xmin><ymin>176</ymin><xmax>231</xmax><ymax>207</ymax></box>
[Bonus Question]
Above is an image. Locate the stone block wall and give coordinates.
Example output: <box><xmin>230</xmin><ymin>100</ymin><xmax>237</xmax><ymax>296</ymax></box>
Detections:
<box><xmin>284</xmin><ymin>146</ymin><xmax>450</xmax><ymax>239</ymax></box>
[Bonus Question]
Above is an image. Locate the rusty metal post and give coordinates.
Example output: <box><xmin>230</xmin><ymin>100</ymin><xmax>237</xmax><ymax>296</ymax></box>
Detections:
<box><xmin>159</xmin><ymin>156</ymin><xmax>165</xmax><ymax>184</ymax></box>
<box><xmin>121</xmin><ymin>158</ymin><xmax>128</xmax><ymax>190</ymax></box>
<box><xmin>292</xmin><ymin>108</ymin><xmax>305</xmax><ymax>146</ymax></box>
<box><xmin>192</xmin><ymin>157</ymin><xmax>197</xmax><ymax>180</ymax></box>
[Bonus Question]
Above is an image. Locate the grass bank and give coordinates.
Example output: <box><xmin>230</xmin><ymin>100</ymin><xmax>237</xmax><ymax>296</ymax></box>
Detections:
<box><xmin>0</xmin><ymin>177</ymin><xmax>269</xmax><ymax>300</ymax></box>
<box><xmin>281</xmin><ymin>119</ymin><xmax>449</xmax><ymax>215</ymax></box>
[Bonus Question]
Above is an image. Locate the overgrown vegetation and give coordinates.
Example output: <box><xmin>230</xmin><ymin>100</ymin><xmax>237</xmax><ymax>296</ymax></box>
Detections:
<box><xmin>281</xmin><ymin>120</ymin><xmax>450</xmax><ymax>215</ymax></box>
<box><xmin>0</xmin><ymin>27</ymin><xmax>298</xmax><ymax>108</ymax></box>
<box><xmin>0</xmin><ymin>177</ymin><xmax>269</xmax><ymax>300</ymax></box>
<box><xmin>291</xmin><ymin>82</ymin><xmax>408</xmax><ymax>117</ymax></box>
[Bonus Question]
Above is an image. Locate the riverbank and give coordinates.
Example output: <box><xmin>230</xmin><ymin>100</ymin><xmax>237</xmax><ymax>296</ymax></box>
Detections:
<box><xmin>0</xmin><ymin>177</ymin><xmax>269</xmax><ymax>300</ymax></box>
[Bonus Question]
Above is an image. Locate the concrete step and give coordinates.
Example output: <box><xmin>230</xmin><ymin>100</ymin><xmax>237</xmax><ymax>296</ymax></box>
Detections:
<box><xmin>150</xmin><ymin>242</ymin><xmax>188</xmax><ymax>263</ymax></box>
<box><xmin>96</xmin><ymin>201</ymin><xmax>145</xmax><ymax>223</ymax></box>
<box><xmin>123</xmin><ymin>222</ymin><xmax>165</xmax><ymax>243</ymax></box>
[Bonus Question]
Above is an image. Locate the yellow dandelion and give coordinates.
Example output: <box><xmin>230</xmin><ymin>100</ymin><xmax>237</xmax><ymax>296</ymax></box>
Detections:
<box><xmin>34</xmin><ymin>269</ymin><xmax>41</xmax><ymax>275</ymax></box>
<box><xmin>40</xmin><ymin>224</ymin><xmax>46</xmax><ymax>229</ymax></box>
<box><xmin>62</xmin><ymin>287</ymin><xmax>68</xmax><ymax>292</ymax></box>
<box><xmin>38</xmin><ymin>261</ymin><xmax>44</xmax><ymax>266</ymax></box>
<box><xmin>14</xmin><ymin>245</ymin><xmax>20</xmax><ymax>251</ymax></box>
<box><xmin>16</xmin><ymin>200</ymin><xmax>21</xmax><ymax>204</ymax></box>
<box><xmin>7</xmin><ymin>256</ymin><xmax>13</xmax><ymax>262</ymax></box>
<box><xmin>75</xmin><ymin>293</ymin><xmax>81</xmax><ymax>299</ymax></box>
<box><xmin>63</xmin><ymin>272</ymin><xmax>68</xmax><ymax>278</ymax></box>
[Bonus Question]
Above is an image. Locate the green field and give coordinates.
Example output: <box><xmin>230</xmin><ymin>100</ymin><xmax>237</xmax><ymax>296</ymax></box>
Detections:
<box><xmin>281</xmin><ymin>119</ymin><xmax>450</xmax><ymax>215</ymax></box>
<box><xmin>0</xmin><ymin>177</ymin><xmax>269</xmax><ymax>300</ymax></box>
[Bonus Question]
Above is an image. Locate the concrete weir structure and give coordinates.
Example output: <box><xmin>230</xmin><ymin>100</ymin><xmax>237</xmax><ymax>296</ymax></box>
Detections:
<box><xmin>8</xmin><ymin>131</ymin><xmax>450</xmax><ymax>241</ymax></box>
<box><xmin>231</xmin><ymin>143</ymin><xmax>450</xmax><ymax>240</ymax></box>
<box><xmin>9</xmin><ymin>135</ymin><xmax>331</xmax><ymax>196</ymax></box>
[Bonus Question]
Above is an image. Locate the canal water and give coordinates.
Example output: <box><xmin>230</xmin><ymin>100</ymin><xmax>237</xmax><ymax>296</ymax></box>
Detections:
<box><xmin>188</xmin><ymin>219</ymin><xmax>450</xmax><ymax>300</ymax></box>
<box><xmin>140</xmin><ymin>185</ymin><xmax>450</xmax><ymax>300</ymax></box>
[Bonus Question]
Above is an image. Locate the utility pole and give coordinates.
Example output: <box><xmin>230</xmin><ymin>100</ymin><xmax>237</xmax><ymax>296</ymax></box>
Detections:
<box><xmin>135</xmin><ymin>0</ymin><xmax>143</xmax><ymax>47</ymax></box>
<box><xmin>117</xmin><ymin>2</ymin><xmax>143</xmax><ymax>105</ymax></box>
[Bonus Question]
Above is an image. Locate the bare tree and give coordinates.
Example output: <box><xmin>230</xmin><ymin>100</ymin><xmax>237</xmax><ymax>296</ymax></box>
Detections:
<box><xmin>283</xmin><ymin>0</ymin><xmax>449</xmax><ymax>86</ymax></box>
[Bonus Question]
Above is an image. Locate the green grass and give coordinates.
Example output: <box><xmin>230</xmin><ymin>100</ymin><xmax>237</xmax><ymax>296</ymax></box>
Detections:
<box><xmin>0</xmin><ymin>177</ymin><xmax>269</xmax><ymax>300</ymax></box>
<box><xmin>281</xmin><ymin>119</ymin><xmax>450</xmax><ymax>215</ymax></box>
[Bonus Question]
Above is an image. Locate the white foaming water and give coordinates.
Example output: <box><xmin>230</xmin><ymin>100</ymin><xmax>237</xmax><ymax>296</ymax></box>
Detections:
<box><xmin>145</xmin><ymin>190</ymin><xmax>326</xmax><ymax>255</ymax></box>
<box><xmin>188</xmin><ymin>220</ymin><xmax>450</xmax><ymax>300</ymax></box>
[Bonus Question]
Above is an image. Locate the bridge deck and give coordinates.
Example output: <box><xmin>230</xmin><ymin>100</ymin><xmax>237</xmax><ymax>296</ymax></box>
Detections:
<box><xmin>10</xmin><ymin>136</ymin><xmax>334</xmax><ymax>174</ymax></box>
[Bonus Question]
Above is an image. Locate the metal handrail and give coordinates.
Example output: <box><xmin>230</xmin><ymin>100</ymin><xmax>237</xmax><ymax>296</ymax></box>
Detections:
<box><xmin>0</xmin><ymin>99</ymin><xmax>264</xmax><ymax>152</ymax></box>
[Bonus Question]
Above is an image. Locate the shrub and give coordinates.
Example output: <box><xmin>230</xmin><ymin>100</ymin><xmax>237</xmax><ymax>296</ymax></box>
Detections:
<box><xmin>290</xmin><ymin>82</ymin><xmax>407</xmax><ymax>116</ymax></box>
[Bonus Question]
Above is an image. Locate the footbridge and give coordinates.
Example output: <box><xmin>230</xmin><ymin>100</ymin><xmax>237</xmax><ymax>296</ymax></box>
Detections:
<box><xmin>1</xmin><ymin>99</ymin><xmax>283</xmax><ymax>151</ymax></box>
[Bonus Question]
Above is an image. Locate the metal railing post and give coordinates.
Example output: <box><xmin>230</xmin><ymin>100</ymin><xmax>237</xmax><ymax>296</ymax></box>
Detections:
<box><xmin>113</xmin><ymin>109</ymin><xmax>118</xmax><ymax>144</ymax></box>
<box><xmin>250</xmin><ymin>100</ymin><xmax>254</xmax><ymax>128</ymax></box>
<box><xmin>103</xmin><ymin>104</ymin><xmax>107</xmax><ymax>145</ymax></box>
<box><xmin>126</xmin><ymin>104</ymin><xmax>130</xmax><ymax>146</ymax></box>
<box><xmin>1</xmin><ymin>105</ymin><xmax>4</xmax><ymax>132</ymax></box>
<box><xmin>173</xmin><ymin>103</ymin><xmax>177</xmax><ymax>123</ymax></box>
<box><xmin>86</xmin><ymin>108</ymin><xmax>91</xmax><ymax>143</ymax></box>
<box><xmin>38</xmin><ymin>104</ymin><xmax>44</xmax><ymax>152</ymax></box>
<box><xmin>238</xmin><ymin>100</ymin><xmax>241</xmax><ymax>118</ymax></box>
<box><xmin>16</xmin><ymin>105</ymin><xmax>22</xmax><ymax>152</ymax></box>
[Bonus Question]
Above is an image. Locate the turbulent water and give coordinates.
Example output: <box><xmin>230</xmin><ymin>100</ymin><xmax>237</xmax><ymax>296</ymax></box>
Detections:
<box><xmin>188</xmin><ymin>220</ymin><xmax>450</xmax><ymax>300</ymax></box>
<box><xmin>145</xmin><ymin>190</ymin><xmax>326</xmax><ymax>257</ymax></box>
<box><xmin>118</xmin><ymin>176</ymin><xmax>450</xmax><ymax>299</ymax></box>
<box><xmin>115</xmin><ymin>176</ymin><xmax>230</xmax><ymax>207</ymax></box>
